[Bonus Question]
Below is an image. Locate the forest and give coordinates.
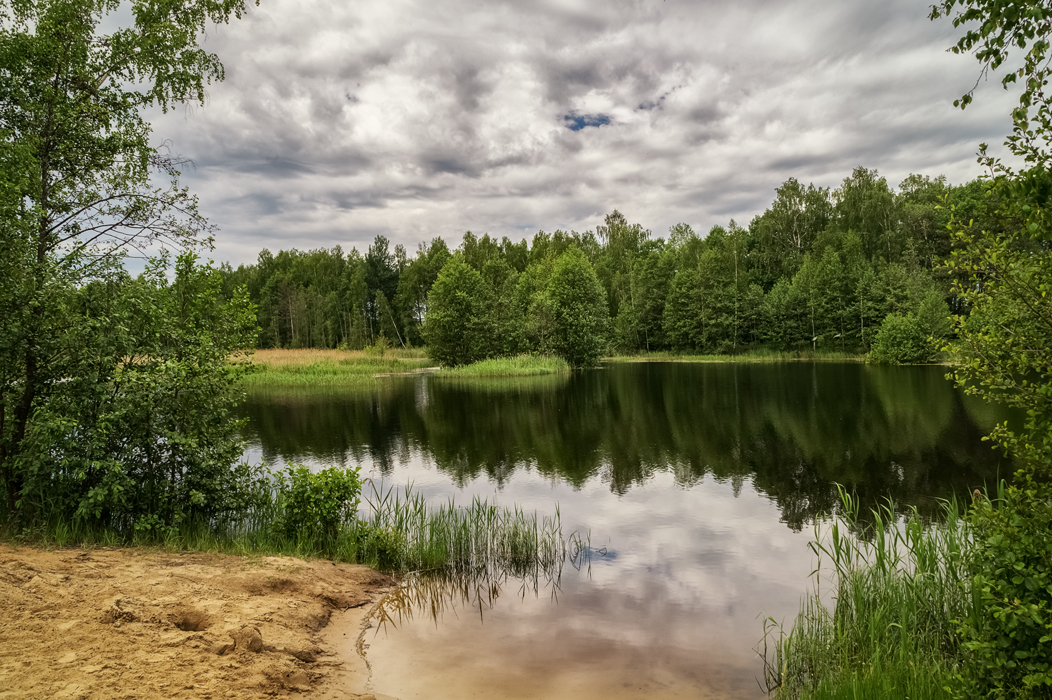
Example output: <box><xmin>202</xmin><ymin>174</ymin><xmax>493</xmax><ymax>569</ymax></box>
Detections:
<box><xmin>220</xmin><ymin>167</ymin><xmax>993</xmax><ymax>366</ymax></box>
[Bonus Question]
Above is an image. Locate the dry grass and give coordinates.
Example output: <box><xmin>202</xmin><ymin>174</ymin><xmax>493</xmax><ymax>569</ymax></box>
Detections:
<box><xmin>249</xmin><ymin>348</ymin><xmax>429</xmax><ymax>367</ymax></box>
<box><xmin>243</xmin><ymin>348</ymin><xmax>433</xmax><ymax>387</ymax></box>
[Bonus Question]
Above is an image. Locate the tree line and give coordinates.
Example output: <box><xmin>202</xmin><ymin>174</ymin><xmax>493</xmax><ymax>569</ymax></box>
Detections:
<box><xmin>222</xmin><ymin>167</ymin><xmax>997</xmax><ymax>365</ymax></box>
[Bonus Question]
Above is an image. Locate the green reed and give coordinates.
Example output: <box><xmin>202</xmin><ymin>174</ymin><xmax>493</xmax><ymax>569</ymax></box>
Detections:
<box><xmin>437</xmin><ymin>355</ymin><xmax>570</xmax><ymax>378</ymax></box>
<box><xmin>357</xmin><ymin>482</ymin><xmax>567</xmax><ymax>575</ymax></box>
<box><xmin>764</xmin><ymin>486</ymin><xmax>969</xmax><ymax>700</ymax></box>
<box><xmin>8</xmin><ymin>479</ymin><xmax>572</xmax><ymax>580</ymax></box>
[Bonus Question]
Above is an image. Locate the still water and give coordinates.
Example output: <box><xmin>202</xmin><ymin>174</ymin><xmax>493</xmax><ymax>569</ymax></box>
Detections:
<box><xmin>240</xmin><ymin>362</ymin><xmax>1013</xmax><ymax>699</ymax></box>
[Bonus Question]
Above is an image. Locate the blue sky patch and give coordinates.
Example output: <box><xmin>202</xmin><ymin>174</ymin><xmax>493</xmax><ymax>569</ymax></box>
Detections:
<box><xmin>563</xmin><ymin>112</ymin><xmax>611</xmax><ymax>131</ymax></box>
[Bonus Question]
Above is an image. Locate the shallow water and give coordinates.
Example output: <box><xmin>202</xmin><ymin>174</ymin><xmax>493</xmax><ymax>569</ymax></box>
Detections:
<box><xmin>240</xmin><ymin>362</ymin><xmax>1013</xmax><ymax>699</ymax></box>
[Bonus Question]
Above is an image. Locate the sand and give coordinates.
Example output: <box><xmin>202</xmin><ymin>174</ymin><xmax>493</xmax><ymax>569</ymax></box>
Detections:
<box><xmin>0</xmin><ymin>545</ymin><xmax>395</xmax><ymax>699</ymax></box>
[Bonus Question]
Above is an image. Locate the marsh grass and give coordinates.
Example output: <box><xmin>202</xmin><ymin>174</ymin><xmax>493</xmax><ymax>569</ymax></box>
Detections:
<box><xmin>437</xmin><ymin>354</ymin><xmax>570</xmax><ymax>377</ymax></box>
<box><xmin>244</xmin><ymin>348</ymin><xmax>433</xmax><ymax>387</ymax></box>
<box><xmin>764</xmin><ymin>487</ymin><xmax>968</xmax><ymax>700</ymax></box>
<box><xmin>7</xmin><ymin>479</ymin><xmax>572</xmax><ymax>578</ymax></box>
<box><xmin>357</xmin><ymin>482</ymin><xmax>567</xmax><ymax>573</ymax></box>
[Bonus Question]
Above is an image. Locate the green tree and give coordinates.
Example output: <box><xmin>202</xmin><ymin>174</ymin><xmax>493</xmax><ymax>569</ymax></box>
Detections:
<box><xmin>547</xmin><ymin>247</ymin><xmax>610</xmax><ymax>367</ymax></box>
<box><xmin>423</xmin><ymin>256</ymin><xmax>489</xmax><ymax>367</ymax></box>
<box><xmin>480</xmin><ymin>258</ymin><xmax>524</xmax><ymax>358</ymax></box>
<box><xmin>0</xmin><ymin>0</ymin><xmax>254</xmax><ymax>519</ymax></box>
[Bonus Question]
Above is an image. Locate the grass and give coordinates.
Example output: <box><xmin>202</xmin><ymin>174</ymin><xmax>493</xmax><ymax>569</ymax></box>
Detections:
<box><xmin>437</xmin><ymin>354</ymin><xmax>570</xmax><ymax>378</ymax></box>
<box><xmin>763</xmin><ymin>487</ymin><xmax>967</xmax><ymax>700</ymax></box>
<box><xmin>243</xmin><ymin>348</ymin><xmax>433</xmax><ymax>387</ymax></box>
<box><xmin>241</xmin><ymin>348</ymin><xmax>870</xmax><ymax>388</ymax></box>
<box><xmin>5</xmin><ymin>478</ymin><xmax>573</xmax><ymax>579</ymax></box>
<box><xmin>605</xmin><ymin>349</ymin><xmax>866</xmax><ymax>363</ymax></box>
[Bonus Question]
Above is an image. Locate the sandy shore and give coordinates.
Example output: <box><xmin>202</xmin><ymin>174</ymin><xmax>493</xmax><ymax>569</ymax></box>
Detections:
<box><xmin>0</xmin><ymin>545</ymin><xmax>395</xmax><ymax>699</ymax></box>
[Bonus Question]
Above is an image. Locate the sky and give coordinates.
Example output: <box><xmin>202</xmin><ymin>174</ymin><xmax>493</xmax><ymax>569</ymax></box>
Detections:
<box><xmin>145</xmin><ymin>0</ymin><xmax>1018</xmax><ymax>266</ymax></box>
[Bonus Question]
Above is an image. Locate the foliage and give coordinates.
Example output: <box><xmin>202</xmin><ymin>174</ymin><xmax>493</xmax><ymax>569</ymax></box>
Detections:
<box><xmin>423</xmin><ymin>255</ymin><xmax>489</xmax><ymax>367</ymax></box>
<box><xmin>12</xmin><ymin>253</ymin><xmax>258</xmax><ymax>533</ymax></box>
<box><xmin>547</xmin><ymin>247</ymin><xmax>610</xmax><ymax>367</ymax></box>
<box><xmin>956</xmin><ymin>479</ymin><xmax>1052</xmax><ymax>699</ymax></box>
<box><xmin>273</xmin><ymin>464</ymin><xmax>361</xmax><ymax>542</ymax></box>
<box><xmin>869</xmin><ymin>313</ymin><xmax>937</xmax><ymax>365</ymax></box>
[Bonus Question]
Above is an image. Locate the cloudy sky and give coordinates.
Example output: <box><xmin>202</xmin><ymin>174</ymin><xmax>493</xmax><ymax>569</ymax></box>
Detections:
<box><xmin>146</xmin><ymin>0</ymin><xmax>1016</xmax><ymax>266</ymax></box>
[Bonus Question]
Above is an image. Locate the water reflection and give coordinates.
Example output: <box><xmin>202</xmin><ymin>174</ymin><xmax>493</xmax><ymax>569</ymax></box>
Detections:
<box><xmin>242</xmin><ymin>363</ymin><xmax>1014</xmax><ymax>529</ymax></box>
<box><xmin>247</xmin><ymin>365</ymin><xmax>1016</xmax><ymax>699</ymax></box>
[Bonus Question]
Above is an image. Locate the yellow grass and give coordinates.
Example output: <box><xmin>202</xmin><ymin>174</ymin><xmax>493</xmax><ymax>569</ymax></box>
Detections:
<box><xmin>249</xmin><ymin>347</ymin><xmax>429</xmax><ymax>367</ymax></box>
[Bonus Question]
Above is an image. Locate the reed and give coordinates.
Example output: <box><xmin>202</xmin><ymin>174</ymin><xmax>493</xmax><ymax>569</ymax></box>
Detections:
<box><xmin>437</xmin><ymin>355</ymin><xmax>570</xmax><ymax>378</ymax></box>
<box><xmin>764</xmin><ymin>486</ymin><xmax>968</xmax><ymax>700</ymax></box>
<box><xmin>8</xmin><ymin>479</ymin><xmax>572</xmax><ymax>579</ymax></box>
<box><xmin>356</xmin><ymin>482</ymin><xmax>567</xmax><ymax>574</ymax></box>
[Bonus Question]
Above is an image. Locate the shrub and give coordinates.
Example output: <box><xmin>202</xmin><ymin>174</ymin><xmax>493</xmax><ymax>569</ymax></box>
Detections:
<box><xmin>957</xmin><ymin>478</ymin><xmax>1052</xmax><ymax>700</ymax></box>
<box><xmin>869</xmin><ymin>313</ymin><xmax>935</xmax><ymax>364</ymax></box>
<box><xmin>273</xmin><ymin>465</ymin><xmax>361</xmax><ymax>542</ymax></box>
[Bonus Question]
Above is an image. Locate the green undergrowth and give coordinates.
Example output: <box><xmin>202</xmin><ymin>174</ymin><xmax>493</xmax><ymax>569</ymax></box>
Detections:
<box><xmin>437</xmin><ymin>354</ymin><xmax>570</xmax><ymax>377</ymax></box>
<box><xmin>3</xmin><ymin>472</ymin><xmax>570</xmax><ymax>577</ymax></box>
<box><xmin>764</xmin><ymin>488</ymin><xmax>967</xmax><ymax>700</ymax></box>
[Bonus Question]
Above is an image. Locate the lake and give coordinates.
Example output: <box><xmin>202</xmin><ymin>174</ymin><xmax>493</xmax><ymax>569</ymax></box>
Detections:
<box><xmin>240</xmin><ymin>362</ymin><xmax>1013</xmax><ymax>699</ymax></box>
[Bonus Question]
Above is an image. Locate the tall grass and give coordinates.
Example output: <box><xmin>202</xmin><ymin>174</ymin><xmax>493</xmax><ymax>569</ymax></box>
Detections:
<box><xmin>7</xmin><ymin>479</ymin><xmax>574</xmax><ymax>579</ymax></box>
<box><xmin>437</xmin><ymin>354</ymin><xmax>570</xmax><ymax>377</ymax></box>
<box><xmin>764</xmin><ymin>487</ymin><xmax>968</xmax><ymax>700</ymax></box>
<box><xmin>244</xmin><ymin>348</ymin><xmax>433</xmax><ymax>387</ymax></box>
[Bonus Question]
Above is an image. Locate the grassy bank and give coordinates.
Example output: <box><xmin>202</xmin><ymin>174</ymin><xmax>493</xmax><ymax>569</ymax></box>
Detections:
<box><xmin>765</xmin><ymin>489</ymin><xmax>966</xmax><ymax>700</ymax></box>
<box><xmin>244</xmin><ymin>350</ymin><xmax>570</xmax><ymax>388</ymax></box>
<box><xmin>605</xmin><ymin>349</ymin><xmax>866</xmax><ymax>363</ymax></box>
<box><xmin>437</xmin><ymin>354</ymin><xmax>570</xmax><ymax>377</ymax></box>
<box><xmin>244</xmin><ymin>348</ymin><xmax>433</xmax><ymax>387</ymax></box>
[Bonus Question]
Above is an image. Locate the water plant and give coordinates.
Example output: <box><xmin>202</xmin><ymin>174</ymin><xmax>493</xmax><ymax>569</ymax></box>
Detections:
<box><xmin>764</xmin><ymin>486</ymin><xmax>968</xmax><ymax>700</ymax></box>
<box><xmin>436</xmin><ymin>355</ymin><xmax>570</xmax><ymax>378</ymax></box>
<box><xmin>7</xmin><ymin>468</ymin><xmax>574</xmax><ymax>581</ymax></box>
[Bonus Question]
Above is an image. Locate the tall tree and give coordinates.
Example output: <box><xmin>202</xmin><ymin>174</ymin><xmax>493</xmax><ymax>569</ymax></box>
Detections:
<box><xmin>547</xmin><ymin>247</ymin><xmax>610</xmax><ymax>368</ymax></box>
<box><xmin>423</xmin><ymin>256</ymin><xmax>489</xmax><ymax>367</ymax></box>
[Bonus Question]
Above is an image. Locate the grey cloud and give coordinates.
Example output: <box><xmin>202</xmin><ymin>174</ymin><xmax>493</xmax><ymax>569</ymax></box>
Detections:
<box><xmin>144</xmin><ymin>0</ymin><xmax>1020</xmax><ymax>264</ymax></box>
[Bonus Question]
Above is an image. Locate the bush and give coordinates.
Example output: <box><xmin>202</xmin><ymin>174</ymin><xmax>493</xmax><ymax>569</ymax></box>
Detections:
<box><xmin>869</xmin><ymin>313</ymin><xmax>936</xmax><ymax>364</ymax></box>
<box><xmin>273</xmin><ymin>465</ymin><xmax>361</xmax><ymax>542</ymax></box>
<box><xmin>957</xmin><ymin>478</ymin><xmax>1052</xmax><ymax>700</ymax></box>
<box><xmin>12</xmin><ymin>253</ymin><xmax>258</xmax><ymax>534</ymax></box>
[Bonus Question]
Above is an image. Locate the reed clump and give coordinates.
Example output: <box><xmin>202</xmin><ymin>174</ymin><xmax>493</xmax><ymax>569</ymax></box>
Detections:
<box><xmin>764</xmin><ymin>487</ymin><xmax>968</xmax><ymax>700</ymax></box>
<box><xmin>356</xmin><ymin>483</ymin><xmax>567</xmax><ymax>574</ymax></box>
<box><xmin>436</xmin><ymin>354</ymin><xmax>570</xmax><ymax>378</ymax></box>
